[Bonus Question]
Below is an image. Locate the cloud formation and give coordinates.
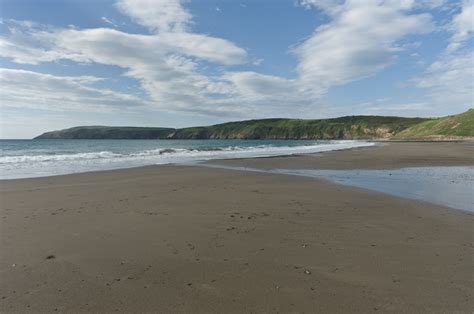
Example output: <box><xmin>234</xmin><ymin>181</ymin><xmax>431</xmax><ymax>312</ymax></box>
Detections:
<box><xmin>414</xmin><ymin>51</ymin><xmax>473</xmax><ymax>108</ymax></box>
<box><xmin>447</xmin><ymin>0</ymin><xmax>474</xmax><ymax>52</ymax></box>
<box><xmin>0</xmin><ymin>0</ymin><xmax>471</xmax><ymax>120</ymax></box>
<box><xmin>0</xmin><ymin>68</ymin><xmax>146</xmax><ymax>112</ymax></box>
<box><xmin>101</xmin><ymin>16</ymin><xmax>118</xmax><ymax>28</ymax></box>
<box><xmin>413</xmin><ymin>0</ymin><xmax>473</xmax><ymax>113</ymax></box>
<box><xmin>294</xmin><ymin>0</ymin><xmax>433</xmax><ymax>96</ymax></box>
<box><xmin>116</xmin><ymin>0</ymin><xmax>192</xmax><ymax>32</ymax></box>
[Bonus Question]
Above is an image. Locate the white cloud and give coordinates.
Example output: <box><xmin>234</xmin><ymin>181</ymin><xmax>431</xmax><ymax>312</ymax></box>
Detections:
<box><xmin>298</xmin><ymin>0</ymin><xmax>344</xmax><ymax>14</ymax></box>
<box><xmin>222</xmin><ymin>72</ymin><xmax>297</xmax><ymax>101</ymax></box>
<box><xmin>446</xmin><ymin>0</ymin><xmax>474</xmax><ymax>52</ymax></box>
<box><xmin>157</xmin><ymin>32</ymin><xmax>247</xmax><ymax>65</ymax></box>
<box><xmin>300</xmin><ymin>0</ymin><xmax>447</xmax><ymax>12</ymax></box>
<box><xmin>0</xmin><ymin>15</ymin><xmax>249</xmax><ymax>115</ymax></box>
<box><xmin>47</xmin><ymin>27</ymin><xmax>246</xmax><ymax>66</ymax></box>
<box><xmin>347</xmin><ymin>100</ymin><xmax>434</xmax><ymax>117</ymax></box>
<box><xmin>0</xmin><ymin>68</ymin><xmax>147</xmax><ymax>112</ymax></box>
<box><xmin>294</xmin><ymin>0</ymin><xmax>434</xmax><ymax>97</ymax></box>
<box><xmin>48</xmin><ymin>27</ymin><xmax>249</xmax><ymax>114</ymax></box>
<box><xmin>115</xmin><ymin>0</ymin><xmax>192</xmax><ymax>32</ymax></box>
<box><xmin>413</xmin><ymin>50</ymin><xmax>473</xmax><ymax>113</ymax></box>
<box><xmin>409</xmin><ymin>0</ymin><xmax>474</xmax><ymax>115</ymax></box>
<box><xmin>0</xmin><ymin>21</ymin><xmax>67</xmax><ymax>64</ymax></box>
<box><xmin>101</xmin><ymin>16</ymin><xmax>118</xmax><ymax>28</ymax></box>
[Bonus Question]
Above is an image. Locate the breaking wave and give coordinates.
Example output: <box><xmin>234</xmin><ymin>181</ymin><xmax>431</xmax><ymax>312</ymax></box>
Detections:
<box><xmin>0</xmin><ymin>140</ymin><xmax>375</xmax><ymax>179</ymax></box>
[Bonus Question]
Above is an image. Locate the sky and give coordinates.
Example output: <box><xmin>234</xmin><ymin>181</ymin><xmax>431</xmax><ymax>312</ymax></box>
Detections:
<box><xmin>0</xmin><ymin>0</ymin><xmax>473</xmax><ymax>138</ymax></box>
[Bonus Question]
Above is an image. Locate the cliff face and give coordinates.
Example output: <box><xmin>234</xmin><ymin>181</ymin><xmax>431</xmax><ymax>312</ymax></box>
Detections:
<box><xmin>34</xmin><ymin>110</ymin><xmax>473</xmax><ymax>140</ymax></box>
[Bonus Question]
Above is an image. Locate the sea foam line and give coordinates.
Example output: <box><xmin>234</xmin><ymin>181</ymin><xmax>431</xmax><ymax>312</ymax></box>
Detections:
<box><xmin>0</xmin><ymin>141</ymin><xmax>375</xmax><ymax>164</ymax></box>
<box><xmin>0</xmin><ymin>141</ymin><xmax>375</xmax><ymax>179</ymax></box>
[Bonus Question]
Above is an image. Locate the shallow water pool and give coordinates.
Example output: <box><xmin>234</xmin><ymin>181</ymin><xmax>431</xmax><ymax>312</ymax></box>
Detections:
<box><xmin>204</xmin><ymin>164</ymin><xmax>473</xmax><ymax>212</ymax></box>
<box><xmin>273</xmin><ymin>166</ymin><xmax>474</xmax><ymax>212</ymax></box>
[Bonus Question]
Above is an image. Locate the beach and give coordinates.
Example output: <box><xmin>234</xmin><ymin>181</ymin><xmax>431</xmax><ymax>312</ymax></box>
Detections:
<box><xmin>208</xmin><ymin>141</ymin><xmax>474</xmax><ymax>170</ymax></box>
<box><xmin>1</xmin><ymin>142</ymin><xmax>473</xmax><ymax>313</ymax></box>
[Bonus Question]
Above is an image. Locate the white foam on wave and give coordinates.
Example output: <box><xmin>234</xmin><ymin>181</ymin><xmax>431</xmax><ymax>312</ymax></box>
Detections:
<box><xmin>0</xmin><ymin>140</ymin><xmax>375</xmax><ymax>179</ymax></box>
<box><xmin>0</xmin><ymin>151</ymin><xmax>123</xmax><ymax>163</ymax></box>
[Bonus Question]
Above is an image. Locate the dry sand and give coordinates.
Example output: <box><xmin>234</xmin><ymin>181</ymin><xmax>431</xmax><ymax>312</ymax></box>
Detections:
<box><xmin>1</xmin><ymin>142</ymin><xmax>473</xmax><ymax>313</ymax></box>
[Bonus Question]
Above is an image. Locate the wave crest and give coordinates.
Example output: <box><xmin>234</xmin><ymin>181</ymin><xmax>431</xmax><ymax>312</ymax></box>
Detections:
<box><xmin>0</xmin><ymin>141</ymin><xmax>375</xmax><ymax>179</ymax></box>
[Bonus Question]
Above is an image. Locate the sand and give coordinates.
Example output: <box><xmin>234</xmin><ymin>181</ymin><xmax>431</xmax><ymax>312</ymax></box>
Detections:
<box><xmin>208</xmin><ymin>141</ymin><xmax>474</xmax><ymax>170</ymax></box>
<box><xmin>1</xmin><ymin>142</ymin><xmax>473</xmax><ymax>313</ymax></box>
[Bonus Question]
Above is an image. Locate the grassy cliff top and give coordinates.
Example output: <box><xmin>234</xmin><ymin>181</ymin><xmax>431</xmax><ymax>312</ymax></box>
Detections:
<box><xmin>394</xmin><ymin>109</ymin><xmax>474</xmax><ymax>139</ymax></box>
<box><xmin>171</xmin><ymin>115</ymin><xmax>428</xmax><ymax>139</ymax></box>
<box><xmin>35</xmin><ymin>126</ymin><xmax>175</xmax><ymax>139</ymax></box>
<box><xmin>34</xmin><ymin>109</ymin><xmax>473</xmax><ymax>140</ymax></box>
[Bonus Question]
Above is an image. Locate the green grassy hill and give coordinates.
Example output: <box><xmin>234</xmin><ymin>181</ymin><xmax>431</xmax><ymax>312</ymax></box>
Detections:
<box><xmin>394</xmin><ymin>109</ymin><xmax>474</xmax><ymax>139</ymax></box>
<box><xmin>35</xmin><ymin>126</ymin><xmax>175</xmax><ymax>139</ymax></box>
<box><xmin>34</xmin><ymin>109</ymin><xmax>473</xmax><ymax>140</ymax></box>
<box><xmin>172</xmin><ymin>116</ymin><xmax>428</xmax><ymax>139</ymax></box>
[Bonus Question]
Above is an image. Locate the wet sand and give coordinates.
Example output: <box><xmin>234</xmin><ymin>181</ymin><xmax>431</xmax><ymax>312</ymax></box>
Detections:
<box><xmin>209</xmin><ymin>141</ymin><xmax>474</xmax><ymax>170</ymax></box>
<box><xmin>1</xmin><ymin>142</ymin><xmax>473</xmax><ymax>313</ymax></box>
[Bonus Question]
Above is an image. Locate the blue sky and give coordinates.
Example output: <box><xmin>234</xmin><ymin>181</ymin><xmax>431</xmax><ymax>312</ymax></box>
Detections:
<box><xmin>0</xmin><ymin>0</ymin><xmax>472</xmax><ymax>138</ymax></box>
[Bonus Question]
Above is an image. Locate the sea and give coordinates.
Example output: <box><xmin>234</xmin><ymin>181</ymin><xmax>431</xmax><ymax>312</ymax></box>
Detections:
<box><xmin>0</xmin><ymin>139</ymin><xmax>374</xmax><ymax>179</ymax></box>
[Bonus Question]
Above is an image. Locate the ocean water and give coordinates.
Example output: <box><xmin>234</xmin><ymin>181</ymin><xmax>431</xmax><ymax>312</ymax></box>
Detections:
<box><xmin>0</xmin><ymin>139</ymin><xmax>374</xmax><ymax>179</ymax></box>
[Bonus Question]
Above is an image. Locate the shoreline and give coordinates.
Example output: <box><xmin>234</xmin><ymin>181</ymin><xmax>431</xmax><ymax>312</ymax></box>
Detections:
<box><xmin>14</xmin><ymin>137</ymin><xmax>474</xmax><ymax>141</ymax></box>
<box><xmin>201</xmin><ymin>163</ymin><xmax>473</xmax><ymax>213</ymax></box>
<box><xmin>1</xmin><ymin>142</ymin><xmax>473</xmax><ymax>312</ymax></box>
<box><xmin>208</xmin><ymin>141</ymin><xmax>474</xmax><ymax>169</ymax></box>
<box><xmin>0</xmin><ymin>139</ymin><xmax>376</xmax><ymax>180</ymax></box>
<box><xmin>2</xmin><ymin>142</ymin><xmax>472</xmax><ymax>212</ymax></box>
<box><xmin>2</xmin><ymin>141</ymin><xmax>473</xmax><ymax>181</ymax></box>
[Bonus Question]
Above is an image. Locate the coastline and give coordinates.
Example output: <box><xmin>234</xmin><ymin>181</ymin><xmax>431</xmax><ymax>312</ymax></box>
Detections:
<box><xmin>1</xmin><ymin>142</ymin><xmax>473</xmax><ymax>312</ymax></box>
<box><xmin>0</xmin><ymin>139</ymin><xmax>376</xmax><ymax>180</ymax></box>
<box><xmin>2</xmin><ymin>140</ymin><xmax>472</xmax><ymax>181</ymax></box>
<box><xmin>208</xmin><ymin>141</ymin><xmax>474</xmax><ymax>169</ymax></box>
